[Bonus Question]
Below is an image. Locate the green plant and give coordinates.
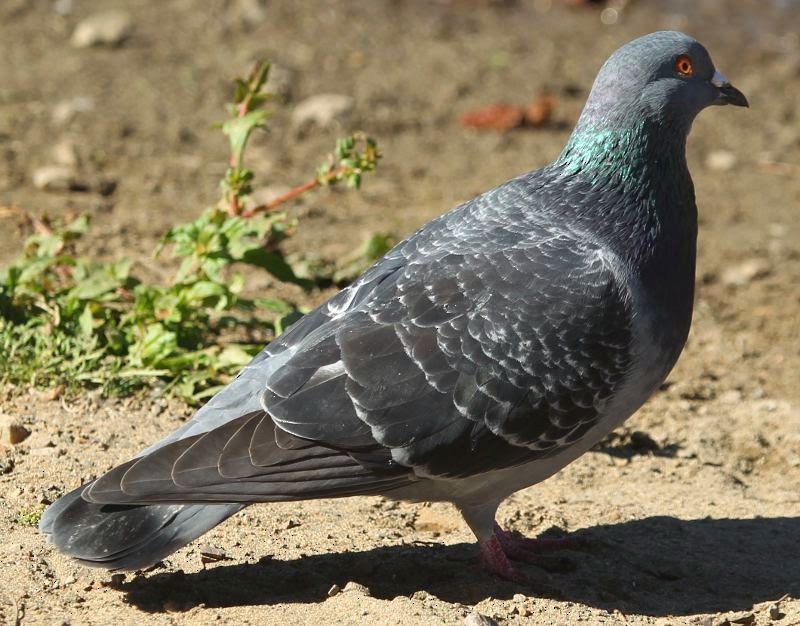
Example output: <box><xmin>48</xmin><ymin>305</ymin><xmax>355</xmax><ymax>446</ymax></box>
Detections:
<box><xmin>0</xmin><ymin>61</ymin><xmax>382</xmax><ymax>402</ymax></box>
<box><xmin>15</xmin><ymin>505</ymin><xmax>45</xmax><ymax>526</ymax></box>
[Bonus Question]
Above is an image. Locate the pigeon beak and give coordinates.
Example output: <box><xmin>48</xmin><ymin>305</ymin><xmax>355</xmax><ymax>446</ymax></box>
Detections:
<box><xmin>711</xmin><ymin>70</ymin><xmax>749</xmax><ymax>107</ymax></box>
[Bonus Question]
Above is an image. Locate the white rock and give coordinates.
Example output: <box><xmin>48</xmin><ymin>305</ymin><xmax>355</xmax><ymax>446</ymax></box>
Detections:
<box><xmin>53</xmin><ymin>0</ymin><xmax>73</xmax><ymax>16</ymax></box>
<box><xmin>705</xmin><ymin>149</ymin><xmax>737</xmax><ymax>172</ymax></box>
<box><xmin>768</xmin><ymin>222</ymin><xmax>787</xmax><ymax>238</ymax></box>
<box><xmin>52</xmin><ymin>138</ymin><xmax>79</xmax><ymax>167</ymax></box>
<box><xmin>464</xmin><ymin>613</ymin><xmax>499</xmax><ymax>626</ymax></box>
<box><xmin>32</xmin><ymin>165</ymin><xmax>74</xmax><ymax>191</ymax></box>
<box><xmin>722</xmin><ymin>259</ymin><xmax>771</xmax><ymax>286</ymax></box>
<box><xmin>718</xmin><ymin>389</ymin><xmax>743</xmax><ymax>404</ymax></box>
<box><xmin>52</xmin><ymin>97</ymin><xmax>94</xmax><ymax>125</ymax></box>
<box><xmin>29</xmin><ymin>446</ymin><xmax>59</xmax><ymax>457</ymax></box>
<box><xmin>71</xmin><ymin>11</ymin><xmax>132</xmax><ymax>48</ymax></box>
<box><xmin>291</xmin><ymin>94</ymin><xmax>354</xmax><ymax>135</ymax></box>
<box><xmin>342</xmin><ymin>581</ymin><xmax>371</xmax><ymax>595</ymax></box>
<box><xmin>229</xmin><ymin>0</ymin><xmax>268</xmax><ymax>26</ymax></box>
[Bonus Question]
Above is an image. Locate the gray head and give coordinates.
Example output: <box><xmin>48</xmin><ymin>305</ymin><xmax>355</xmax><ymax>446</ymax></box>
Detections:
<box><xmin>576</xmin><ymin>31</ymin><xmax>748</xmax><ymax>136</ymax></box>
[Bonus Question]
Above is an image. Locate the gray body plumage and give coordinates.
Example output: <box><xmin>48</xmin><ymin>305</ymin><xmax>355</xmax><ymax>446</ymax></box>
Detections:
<box><xmin>40</xmin><ymin>31</ymin><xmax>748</xmax><ymax>570</ymax></box>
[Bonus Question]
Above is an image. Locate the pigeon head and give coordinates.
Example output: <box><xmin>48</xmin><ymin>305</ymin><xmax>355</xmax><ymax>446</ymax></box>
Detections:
<box><xmin>559</xmin><ymin>31</ymin><xmax>747</xmax><ymax>173</ymax></box>
<box><xmin>577</xmin><ymin>31</ymin><xmax>748</xmax><ymax>134</ymax></box>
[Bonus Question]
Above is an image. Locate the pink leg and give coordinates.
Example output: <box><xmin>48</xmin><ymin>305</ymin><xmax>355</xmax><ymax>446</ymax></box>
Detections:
<box><xmin>478</xmin><ymin>535</ymin><xmax>529</xmax><ymax>583</ymax></box>
<box><xmin>479</xmin><ymin>523</ymin><xmax>581</xmax><ymax>580</ymax></box>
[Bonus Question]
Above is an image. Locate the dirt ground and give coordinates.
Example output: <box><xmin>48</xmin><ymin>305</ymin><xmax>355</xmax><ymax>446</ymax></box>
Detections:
<box><xmin>1</xmin><ymin>0</ymin><xmax>799</xmax><ymax>624</ymax></box>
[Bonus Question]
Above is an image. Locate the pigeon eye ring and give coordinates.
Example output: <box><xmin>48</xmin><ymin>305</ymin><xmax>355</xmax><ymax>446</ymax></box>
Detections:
<box><xmin>675</xmin><ymin>54</ymin><xmax>694</xmax><ymax>77</ymax></box>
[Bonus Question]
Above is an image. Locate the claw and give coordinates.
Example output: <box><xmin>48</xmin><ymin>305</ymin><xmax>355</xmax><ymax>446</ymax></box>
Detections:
<box><xmin>478</xmin><ymin>523</ymin><xmax>582</xmax><ymax>580</ymax></box>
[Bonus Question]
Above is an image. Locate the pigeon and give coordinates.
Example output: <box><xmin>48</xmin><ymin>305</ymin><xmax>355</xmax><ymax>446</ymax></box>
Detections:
<box><xmin>40</xmin><ymin>31</ymin><xmax>747</xmax><ymax>583</ymax></box>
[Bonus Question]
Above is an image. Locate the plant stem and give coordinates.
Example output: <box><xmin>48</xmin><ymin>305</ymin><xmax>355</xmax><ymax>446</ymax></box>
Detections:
<box><xmin>240</xmin><ymin>166</ymin><xmax>348</xmax><ymax>218</ymax></box>
<box><xmin>229</xmin><ymin>192</ymin><xmax>241</xmax><ymax>216</ymax></box>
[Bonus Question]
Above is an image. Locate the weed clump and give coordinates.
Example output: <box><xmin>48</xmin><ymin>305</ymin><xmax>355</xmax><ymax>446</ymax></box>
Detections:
<box><xmin>0</xmin><ymin>62</ymin><xmax>384</xmax><ymax>402</ymax></box>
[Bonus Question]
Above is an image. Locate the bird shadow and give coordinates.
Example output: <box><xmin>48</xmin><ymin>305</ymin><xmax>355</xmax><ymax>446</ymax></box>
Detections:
<box><xmin>117</xmin><ymin>515</ymin><xmax>800</xmax><ymax>615</ymax></box>
<box><xmin>593</xmin><ymin>428</ymin><xmax>682</xmax><ymax>459</ymax></box>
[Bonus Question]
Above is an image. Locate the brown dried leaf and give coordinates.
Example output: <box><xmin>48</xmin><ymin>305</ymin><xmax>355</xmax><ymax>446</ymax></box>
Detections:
<box><xmin>525</xmin><ymin>94</ymin><xmax>555</xmax><ymax>127</ymax></box>
<box><xmin>459</xmin><ymin>103</ymin><xmax>525</xmax><ymax>132</ymax></box>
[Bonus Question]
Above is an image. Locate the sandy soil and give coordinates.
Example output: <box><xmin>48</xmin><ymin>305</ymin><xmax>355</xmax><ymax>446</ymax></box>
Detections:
<box><xmin>1</xmin><ymin>1</ymin><xmax>799</xmax><ymax>624</ymax></box>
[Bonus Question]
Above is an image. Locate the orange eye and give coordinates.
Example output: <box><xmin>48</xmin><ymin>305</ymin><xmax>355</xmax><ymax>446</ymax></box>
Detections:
<box><xmin>675</xmin><ymin>54</ymin><xmax>693</xmax><ymax>77</ymax></box>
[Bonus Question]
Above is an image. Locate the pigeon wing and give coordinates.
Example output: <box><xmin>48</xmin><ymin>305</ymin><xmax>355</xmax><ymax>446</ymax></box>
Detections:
<box><xmin>266</xmin><ymin>223</ymin><xmax>634</xmax><ymax>479</ymax></box>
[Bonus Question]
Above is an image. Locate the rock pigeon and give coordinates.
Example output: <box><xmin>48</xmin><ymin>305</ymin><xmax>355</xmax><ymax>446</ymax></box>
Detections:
<box><xmin>40</xmin><ymin>31</ymin><xmax>747</xmax><ymax>582</ymax></box>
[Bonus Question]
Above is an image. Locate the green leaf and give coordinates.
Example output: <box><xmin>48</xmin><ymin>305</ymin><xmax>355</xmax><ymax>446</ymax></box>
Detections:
<box><xmin>69</xmin><ymin>265</ymin><xmax>126</xmax><ymax>300</ymax></box>
<box><xmin>254</xmin><ymin>297</ymin><xmax>293</xmax><ymax>316</ymax></box>
<box><xmin>65</xmin><ymin>215</ymin><xmax>90</xmax><ymax>236</ymax></box>
<box><xmin>222</xmin><ymin>110</ymin><xmax>269</xmax><ymax>167</ymax></box>
<box><xmin>184</xmin><ymin>280</ymin><xmax>227</xmax><ymax>303</ymax></box>
<box><xmin>78</xmin><ymin>304</ymin><xmax>94</xmax><ymax>336</ymax></box>
<box><xmin>217</xmin><ymin>344</ymin><xmax>254</xmax><ymax>368</ymax></box>
<box><xmin>362</xmin><ymin>233</ymin><xmax>394</xmax><ymax>260</ymax></box>
<box><xmin>115</xmin><ymin>368</ymin><xmax>171</xmax><ymax>378</ymax></box>
<box><xmin>132</xmin><ymin>323</ymin><xmax>178</xmax><ymax>367</ymax></box>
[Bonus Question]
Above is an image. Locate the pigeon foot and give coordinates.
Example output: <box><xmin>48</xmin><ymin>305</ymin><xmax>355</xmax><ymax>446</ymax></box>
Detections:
<box><xmin>480</xmin><ymin>523</ymin><xmax>580</xmax><ymax>580</ymax></box>
<box><xmin>478</xmin><ymin>534</ymin><xmax>529</xmax><ymax>583</ymax></box>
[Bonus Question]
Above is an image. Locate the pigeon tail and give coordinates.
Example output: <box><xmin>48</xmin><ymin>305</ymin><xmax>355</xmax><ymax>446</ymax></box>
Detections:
<box><xmin>39</xmin><ymin>485</ymin><xmax>243</xmax><ymax>570</ymax></box>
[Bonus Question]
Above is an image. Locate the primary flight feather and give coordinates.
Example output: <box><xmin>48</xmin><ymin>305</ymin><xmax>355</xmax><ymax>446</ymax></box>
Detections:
<box><xmin>40</xmin><ymin>31</ymin><xmax>747</xmax><ymax>582</ymax></box>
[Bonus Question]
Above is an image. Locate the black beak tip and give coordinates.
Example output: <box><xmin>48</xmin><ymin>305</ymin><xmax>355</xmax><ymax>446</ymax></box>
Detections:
<box><xmin>718</xmin><ymin>84</ymin><xmax>749</xmax><ymax>108</ymax></box>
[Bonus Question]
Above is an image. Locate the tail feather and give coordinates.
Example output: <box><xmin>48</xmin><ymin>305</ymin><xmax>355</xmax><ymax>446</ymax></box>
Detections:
<box><xmin>40</xmin><ymin>485</ymin><xmax>243</xmax><ymax>570</ymax></box>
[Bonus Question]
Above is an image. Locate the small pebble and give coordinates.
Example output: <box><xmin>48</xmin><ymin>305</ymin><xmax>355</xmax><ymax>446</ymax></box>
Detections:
<box><xmin>71</xmin><ymin>10</ymin><xmax>132</xmax><ymax>48</ymax></box>
<box><xmin>712</xmin><ymin>611</ymin><xmax>755</xmax><ymax>626</ymax></box>
<box><xmin>717</xmin><ymin>389</ymin><xmax>743</xmax><ymax>404</ymax></box>
<box><xmin>29</xmin><ymin>447</ymin><xmax>60</xmax><ymax>457</ymax></box>
<box><xmin>41</xmin><ymin>384</ymin><xmax>66</xmax><ymax>401</ymax></box>
<box><xmin>705</xmin><ymin>149</ymin><xmax>737</xmax><ymax>171</ymax></box>
<box><xmin>343</xmin><ymin>581</ymin><xmax>371</xmax><ymax>596</ymax></box>
<box><xmin>768</xmin><ymin>604</ymin><xmax>783</xmax><ymax>620</ymax></box>
<box><xmin>767</xmin><ymin>223</ymin><xmax>787</xmax><ymax>238</ymax></box>
<box><xmin>327</xmin><ymin>583</ymin><xmax>341</xmax><ymax>597</ymax></box>
<box><xmin>200</xmin><ymin>545</ymin><xmax>230</xmax><ymax>564</ymax></box>
<box><xmin>32</xmin><ymin>165</ymin><xmax>75</xmax><ymax>192</ymax></box>
<box><xmin>53</xmin><ymin>0</ymin><xmax>72</xmax><ymax>16</ymax></box>
<box><xmin>722</xmin><ymin>259</ymin><xmax>771</xmax><ymax>286</ymax></box>
<box><xmin>62</xmin><ymin>591</ymin><xmax>84</xmax><ymax>604</ymax></box>
<box><xmin>291</xmin><ymin>94</ymin><xmax>354</xmax><ymax>135</ymax></box>
<box><xmin>464</xmin><ymin>613</ymin><xmax>499</xmax><ymax>626</ymax></box>
<box><xmin>52</xmin><ymin>97</ymin><xmax>94</xmax><ymax>124</ymax></box>
<box><xmin>52</xmin><ymin>140</ymin><xmax>79</xmax><ymax>167</ymax></box>
<box><xmin>600</xmin><ymin>7</ymin><xmax>619</xmax><ymax>25</ymax></box>
<box><xmin>228</xmin><ymin>0</ymin><xmax>268</xmax><ymax>26</ymax></box>
<box><xmin>0</xmin><ymin>415</ymin><xmax>31</xmax><ymax>444</ymax></box>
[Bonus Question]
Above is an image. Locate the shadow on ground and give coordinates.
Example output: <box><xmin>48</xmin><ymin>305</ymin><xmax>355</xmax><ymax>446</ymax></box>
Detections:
<box><xmin>119</xmin><ymin>516</ymin><xmax>800</xmax><ymax>615</ymax></box>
